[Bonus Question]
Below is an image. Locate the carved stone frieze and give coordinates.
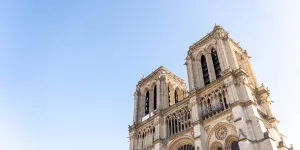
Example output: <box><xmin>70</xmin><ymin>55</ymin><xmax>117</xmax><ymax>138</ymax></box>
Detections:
<box><xmin>163</xmin><ymin>142</ymin><xmax>168</xmax><ymax>148</ymax></box>
<box><xmin>226</xmin><ymin>114</ymin><xmax>234</xmax><ymax>123</ymax></box>
<box><xmin>212</xmin><ymin>27</ymin><xmax>229</xmax><ymax>40</ymax></box>
<box><xmin>204</xmin><ymin>125</ymin><xmax>211</xmax><ymax>133</ymax></box>
<box><xmin>154</xmin><ymin>117</ymin><xmax>160</xmax><ymax>125</ymax></box>
<box><xmin>190</xmin><ymin>131</ymin><xmax>194</xmax><ymax>137</ymax></box>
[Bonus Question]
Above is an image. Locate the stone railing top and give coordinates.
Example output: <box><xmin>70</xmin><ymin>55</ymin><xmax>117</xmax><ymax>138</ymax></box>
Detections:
<box><xmin>136</xmin><ymin>66</ymin><xmax>186</xmax><ymax>90</ymax></box>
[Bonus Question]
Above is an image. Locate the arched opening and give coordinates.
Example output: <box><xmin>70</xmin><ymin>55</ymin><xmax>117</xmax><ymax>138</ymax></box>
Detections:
<box><xmin>177</xmin><ymin>144</ymin><xmax>195</xmax><ymax>150</ymax></box>
<box><xmin>210</xmin><ymin>141</ymin><xmax>223</xmax><ymax>150</ymax></box>
<box><xmin>152</xmin><ymin>127</ymin><xmax>155</xmax><ymax>142</ymax></box>
<box><xmin>219</xmin><ymin>92</ymin><xmax>228</xmax><ymax>110</ymax></box>
<box><xmin>219</xmin><ymin>93</ymin><xmax>224</xmax><ymax>110</ymax></box>
<box><xmin>142</xmin><ymin>133</ymin><xmax>145</xmax><ymax>148</ymax></box>
<box><xmin>208</xmin><ymin>98</ymin><xmax>212</xmax><ymax>111</ymax></box>
<box><xmin>225</xmin><ymin>135</ymin><xmax>240</xmax><ymax>150</ymax></box>
<box><xmin>201</xmin><ymin>55</ymin><xmax>210</xmax><ymax>85</ymax></box>
<box><xmin>231</xmin><ymin>141</ymin><xmax>240</xmax><ymax>150</ymax></box>
<box><xmin>223</xmin><ymin>91</ymin><xmax>228</xmax><ymax>109</ymax></box>
<box><xmin>174</xmin><ymin>90</ymin><xmax>179</xmax><ymax>104</ymax></box>
<box><xmin>145</xmin><ymin>91</ymin><xmax>149</xmax><ymax>115</ymax></box>
<box><xmin>153</xmin><ymin>85</ymin><xmax>157</xmax><ymax>110</ymax></box>
<box><xmin>211</xmin><ymin>48</ymin><xmax>222</xmax><ymax>79</ymax></box>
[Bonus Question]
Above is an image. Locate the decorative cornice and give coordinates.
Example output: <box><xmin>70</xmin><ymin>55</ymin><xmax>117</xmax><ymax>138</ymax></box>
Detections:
<box><xmin>135</xmin><ymin>116</ymin><xmax>154</xmax><ymax>129</ymax></box>
<box><xmin>188</xmin><ymin>69</ymin><xmax>233</xmax><ymax>96</ymax></box>
<box><xmin>162</xmin><ymin>96</ymin><xmax>191</xmax><ymax>115</ymax></box>
<box><xmin>203</xmin><ymin>108</ymin><xmax>232</xmax><ymax>124</ymax></box>
<box><xmin>188</xmin><ymin>25</ymin><xmax>229</xmax><ymax>57</ymax></box>
<box><xmin>164</xmin><ymin>127</ymin><xmax>194</xmax><ymax>142</ymax></box>
<box><xmin>229</xmin><ymin>38</ymin><xmax>244</xmax><ymax>52</ymax></box>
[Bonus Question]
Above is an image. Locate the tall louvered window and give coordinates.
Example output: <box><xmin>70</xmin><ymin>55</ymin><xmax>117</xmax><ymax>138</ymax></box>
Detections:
<box><xmin>145</xmin><ymin>91</ymin><xmax>149</xmax><ymax>115</ymax></box>
<box><xmin>153</xmin><ymin>85</ymin><xmax>157</xmax><ymax>110</ymax></box>
<box><xmin>174</xmin><ymin>90</ymin><xmax>178</xmax><ymax>104</ymax></box>
<box><xmin>201</xmin><ymin>55</ymin><xmax>210</xmax><ymax>85</ymax></box>
<box><xmin>168</xmin><ymin>87</ymin><xmax>171</xmax><ymax>106</ymax></box>
<box><xmin>211</xmin><ymin>48</ymin><xmax>222</xmax><ymax>78</ymax></box>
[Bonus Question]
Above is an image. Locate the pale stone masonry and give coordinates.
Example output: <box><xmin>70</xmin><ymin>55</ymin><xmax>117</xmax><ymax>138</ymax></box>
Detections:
<box><xmin>129</xmin><ymin>25</ymin><xmax>293</xmax><ymax>150</ymax></box>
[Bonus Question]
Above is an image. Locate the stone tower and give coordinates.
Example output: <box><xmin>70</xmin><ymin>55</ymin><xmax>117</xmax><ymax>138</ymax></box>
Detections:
<box><xmin>129</xmin><ymin>26</ymin><xmax>293</xmax><ymax>150</ymax></box>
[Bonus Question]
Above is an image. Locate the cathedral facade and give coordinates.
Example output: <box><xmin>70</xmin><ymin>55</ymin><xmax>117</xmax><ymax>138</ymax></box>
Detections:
<box><xmin>128</xmin><ymin>26</ymin><xmax>292</xmax><ymax>150</ymax></box>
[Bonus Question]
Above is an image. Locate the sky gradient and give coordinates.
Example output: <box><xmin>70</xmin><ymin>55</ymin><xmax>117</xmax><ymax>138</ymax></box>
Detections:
<box><xmin>0</xmin><ymin>0</ymin><xmax>299</xmax><ymax>149</ymax></box>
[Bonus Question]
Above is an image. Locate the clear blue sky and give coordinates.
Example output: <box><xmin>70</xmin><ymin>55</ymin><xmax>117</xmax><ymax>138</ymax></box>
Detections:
<box><xmin>0</xmin><ymin>0</ymin><xmax>299</xmax><ymax>149</ymax></box>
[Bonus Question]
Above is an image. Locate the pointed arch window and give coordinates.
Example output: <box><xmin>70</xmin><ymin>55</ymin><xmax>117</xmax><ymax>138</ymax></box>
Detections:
<box><xmin>145</xmin><ymin>91</ymin><xmax>150</xmax><ymax>115</ymax></box>
<box><xmin>174</xmin><ymin>90</ymin><xmax>178</xmax><ymax>104</ymax></box>
<box><xmin>168</xmin><ymin>86</ymin><xmax>171</xmax><ymax>106</ymax></box>
<box><xmin>201</xmin><ymin>55</ymin><xmax>210</xmax><ymax>85</ymax></box>
<box><xmin>154</xmin><ymin>85</ymin><xmax>157</xmax><ymax>110</ymax></box>
<box><xmin>211</xmin><ymin>48</ymin><xmax>222</xmax><ymax>79</ymax></box>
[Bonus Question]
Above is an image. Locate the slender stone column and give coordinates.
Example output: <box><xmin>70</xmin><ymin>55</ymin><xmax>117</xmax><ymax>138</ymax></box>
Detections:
<box><xmin>156</xmin><ymin>80</ymin><xmax>161</xmax><ymax>110</ymax></box>
<box><xmin>192</xmin><ymin>59</ymin><xmax>201</xmax><ymax>89</ymax></box>
<box><xmin>176</xmin><ymin>118</ymin><xmax>179</xmax><ymax>133</ymax></box>
<box><xmin>225</xmin><ymin>77</ymin><xmax>239</xmax><ymax>103</ymax></box>
<box><xmin>206</xmin><ymin>52</ymin><xmax>217</xmax><ymax>81</ymax></box>
<box><xmin>159</xmin><ymin>76</ymin><xmax>168</xmax><ymax>110</ymax></box>
<box><xmin>169</xmin><ymin>88</ymin><xmax>174</xmax><ymax>105</ymax></box>
<box><xmin>138</xmin><ymin>93</ymin><xmax>145</xmax><ymax>123</ymax></box>
<box><xmin>171</xmin><ymin>118</ymin><xmax>174</xmax><ymax>136</ymax></box>
<box><xmin>166</xmin><ymin>119</ymin><xmax>169</xmax><ymax>138</ymax></box>
<box><xmin>195</xmin><ymin>60</ymin><xmax>205</xmax><ymax>88</ymax></box>
<box><xmin>223</xmin><ymin>39</ymin><xmax>239</xmax><ymax>70</ymax></box>
<box><xmin>216</xmin><ymin>39</ymin><xmax>228</xmax><ymax>71</ymax></box>
<box><xmin>161</xmin><ymin>117</ymin><xmax>167</xmax><ymax>139</ymax></box>
<box><xmin>189</xmin><ymin>96</ymin><xmax>199</xmax><ymax>122</ymax></box>
<box><xmin>149</xmin><ymin>89</ymin><xmax>154</xmax><ymax>115</ymax></box>
<box><xmin>186</xmin><ymin>57</ymin><xmax>195</xmax><ymax>91</ymax></box>
<box><xmin>133</xmin><ymin>91</ymin><xmax>139</xmax><ymax>123</ymax></box>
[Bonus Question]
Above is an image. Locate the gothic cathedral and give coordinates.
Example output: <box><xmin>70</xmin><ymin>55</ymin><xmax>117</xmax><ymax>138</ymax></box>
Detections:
<box><xmin>128</xmin><ymin>26</ymin><xmax>293</xmax><ymax>150</ymax></box>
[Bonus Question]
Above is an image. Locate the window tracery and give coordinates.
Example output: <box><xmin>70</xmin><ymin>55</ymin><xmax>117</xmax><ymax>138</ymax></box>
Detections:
<box><xmin>166</xmin><ymin>106</ymin><xmax>191</xmax><ymax>137</ymax></box>
<box><xmin>137</xmin><ymin>125</ymin><xmax>156</xmax><ymax>149</ymax></box>
<box><xmin>201</xmin><ymin>55</ymin><xmax>210</xmax><ymax>85</ymax></box>
<box><xmin>215</xmin><ymin>126</ymin><xmax>227</xmax><ymax>140</ymax></box>
<box><xmin>199</xmin><ymin>87</ymin><xmax>229</xmax><ymax>119</ymax></box>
